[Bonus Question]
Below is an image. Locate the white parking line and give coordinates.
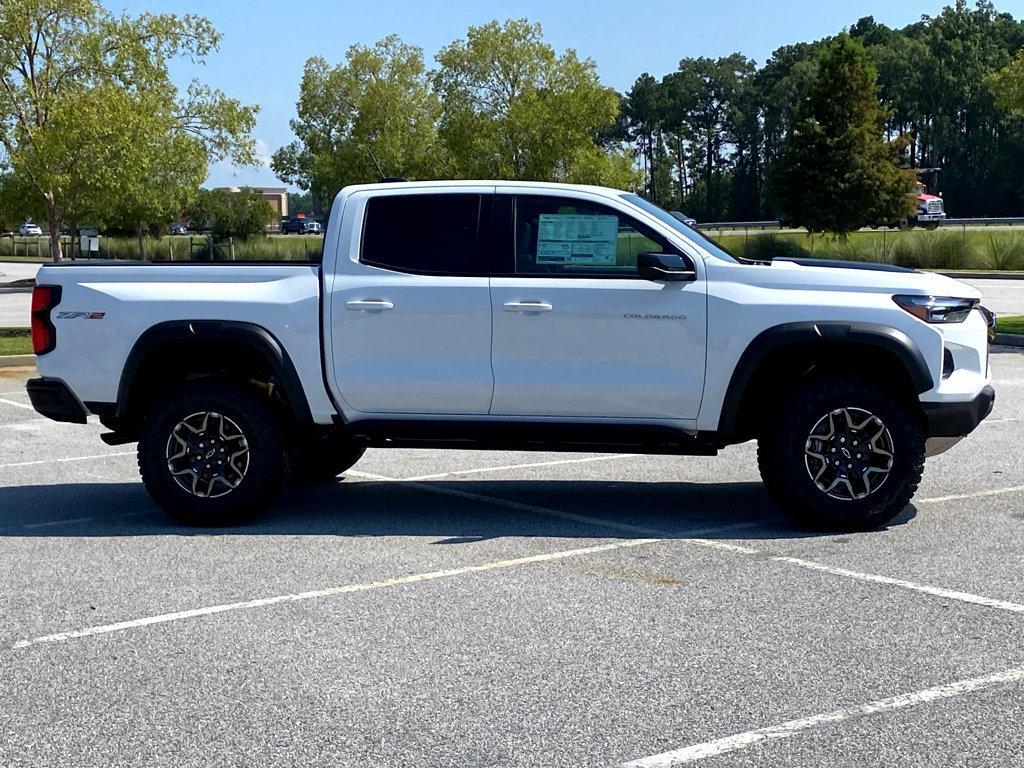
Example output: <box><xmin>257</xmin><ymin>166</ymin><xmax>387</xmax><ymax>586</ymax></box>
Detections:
<box><xmin>0</xmin><ymin>450</ymin><xmax>134</xmax><ymax>470</ymax></box>
<box><xmin>625</xmin><ymin>666</ymin><xmax>1024</xmax><ymax>766</ymax></box>
<box><xmin>772</xmin><ymin>556</ymin><xmax>1024</xmax><ymax>613</ymax></box>
<box><xmin>400</xmin><ymin>453</ymin><xmax>640</xmax><ymax>481</ymax></box>
<box><xmin>0</xmin><ymin>397</ymin><xmax>32</xmax><ymax>410</ymax></box>
<box><xmin>351</xmin><ymin>468</ymin><xmax>1024</xmax><ymax>615</ymax></box>
<box><xmin>918</xmin><ymin>485</ymin><xmax>1024</xmax><ymax>504</ymax></box>
<box><xmin>10</xmin><ymin>538</ymin><xmax>663</xmax><ymax>650</ymax></box>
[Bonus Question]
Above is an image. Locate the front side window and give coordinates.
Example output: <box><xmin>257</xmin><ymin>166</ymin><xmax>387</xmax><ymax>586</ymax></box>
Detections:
<box><xmin>621</xmin><ymin>193</ymin><xmax>738</xmax><ymax>263</ymax></box>
<box><xmin>361</xmin><ymin>194</ymin><xmax>481</xmax><ymax>275</ymax></box>
<box><xmin>514</xmin><ymin>195</ymin><xmax>669</xmax><ymax>277</ymax></box>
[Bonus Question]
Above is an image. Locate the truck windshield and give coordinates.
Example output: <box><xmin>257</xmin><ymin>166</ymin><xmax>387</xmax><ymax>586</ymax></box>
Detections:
<box><xmin>620</xmin><ymin>193</ymin><xmax>738</xmax><ymax>263</ymax></box>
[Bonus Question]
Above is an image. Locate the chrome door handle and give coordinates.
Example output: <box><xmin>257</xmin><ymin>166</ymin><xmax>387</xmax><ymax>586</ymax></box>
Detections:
<box><xmin>345</xmin><ymin>299</ymin><xmax>395</xmax><ymax>312</ymax></box>
<box><xmin>502</xmin><ymin>300</ymin><xmax>553</xmax><ymax>313</ymax></box>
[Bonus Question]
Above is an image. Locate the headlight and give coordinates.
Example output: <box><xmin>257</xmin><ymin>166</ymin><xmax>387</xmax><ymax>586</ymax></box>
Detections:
<box><xmin>893</xmin><ymin>295</ymin><xmax>979</xmax><ymax>324</ymax></box>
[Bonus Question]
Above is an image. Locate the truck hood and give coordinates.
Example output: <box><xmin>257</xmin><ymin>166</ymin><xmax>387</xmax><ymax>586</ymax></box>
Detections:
<box><xmin>764</xmin><ymin>257</ymin><xmax>981</xmax><ymax>300</ymax></box>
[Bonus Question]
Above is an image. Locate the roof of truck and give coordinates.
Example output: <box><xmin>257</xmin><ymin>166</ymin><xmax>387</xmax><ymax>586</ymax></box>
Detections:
<box><xmin>338</xmin><ymin>179</ymin><xmax>625</xmax><ymax>197</ymax></box>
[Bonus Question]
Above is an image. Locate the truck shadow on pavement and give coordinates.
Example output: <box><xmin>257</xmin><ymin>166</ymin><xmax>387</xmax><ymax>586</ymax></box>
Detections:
<box><xmin>0</xmin><ymin>476</ymin><xmax>917</xmax><ymax>539</ymax></box>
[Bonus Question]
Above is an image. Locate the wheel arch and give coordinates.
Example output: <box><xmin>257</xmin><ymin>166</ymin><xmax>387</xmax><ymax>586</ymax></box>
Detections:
<box><xmin>718</xmin><ymin>321</ymin><xmax>933</xmax><ymax>442</ymax></box>
<box><xmin>116</xmin><ymin>320</ymin><xmax>313</xmax><ymax>431</ymax></box>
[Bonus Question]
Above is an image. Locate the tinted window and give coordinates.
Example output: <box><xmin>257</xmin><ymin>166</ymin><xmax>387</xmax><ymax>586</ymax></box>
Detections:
<box><xmin>514</xmin><ymin>195</ymin><xmax>668</xmax><ymax>277</ymax></box>
<box><xmin>361</xmin><ymin>194</ymin><xmax>482</xmax><ymax>275</ymax></box>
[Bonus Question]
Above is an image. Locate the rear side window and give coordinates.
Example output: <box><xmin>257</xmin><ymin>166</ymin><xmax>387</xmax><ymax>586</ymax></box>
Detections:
<box><xmin>361</xmin><ymin>194</ymin><xmax>482</xmax><ymax>275</ymax></box>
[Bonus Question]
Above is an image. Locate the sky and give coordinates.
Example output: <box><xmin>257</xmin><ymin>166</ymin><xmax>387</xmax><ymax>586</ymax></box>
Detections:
<box><xmin>110</xmin><ymin>0</ymin><xmax>1024</xmax><ymax>190</ymax></box>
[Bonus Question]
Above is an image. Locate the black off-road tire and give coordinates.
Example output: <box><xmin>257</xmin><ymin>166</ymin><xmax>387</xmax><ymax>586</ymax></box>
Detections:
<box><xmin>288</xmin><ymin>431</ymin><xmax>366</xmax><ymax>483</ymax></box>
<box><xmin>757</xmin><ymin>374</ymin><xmax>925</xmax><ymax>531</ymax></box>
<box><xmin>138</xmin><ymin>381</ymin><xmax>285</xmax><ymax>526</ymax></box>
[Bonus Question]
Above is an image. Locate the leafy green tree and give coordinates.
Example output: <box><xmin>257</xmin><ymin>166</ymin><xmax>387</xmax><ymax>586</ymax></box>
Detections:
<box><xmin>433</xmin><ymin>19</ymin><xmax>636</xmax><ymax>187</ymax></box>
<box><xmin>273</xmin><ymin>36</ymin><xmax>444</xmax><ymax>205</ymax></box>
<box><xmin>988</xmin><ymin>49</ymin><xmax>1024</xmax><ymax>113</ymax></box>
<box><xmin>0</xmin><ymin>0</ymin><xmax>258</xmax><ymax>260</ymax></box>
<box><xmin>190</xmin><ymin>188</ymin><xmax>274</xmax><ymax>240</ymax></box>
<box><xmin>769</xmin><ymin>35</ymin><xmax>915</xmax><ymax>233</ymax></box>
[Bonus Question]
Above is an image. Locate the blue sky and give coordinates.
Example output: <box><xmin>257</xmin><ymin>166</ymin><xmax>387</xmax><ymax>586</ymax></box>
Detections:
<box><xmin>110</xmin><ymin>0</ymin><xmax>1024</xmax><ymax>190</ymax></box>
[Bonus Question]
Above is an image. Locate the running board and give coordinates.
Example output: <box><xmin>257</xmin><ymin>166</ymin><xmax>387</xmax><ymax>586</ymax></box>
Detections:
<box><xmin>343</xmin><ymin>419</ymin><xmax>720</xmax><ymax>456</ymax></box>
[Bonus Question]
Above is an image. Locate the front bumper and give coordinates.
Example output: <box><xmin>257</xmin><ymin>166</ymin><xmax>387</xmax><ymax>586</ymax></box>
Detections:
<box><xmin>922</xmin><ymin>385</ymin><xmax>995</xmax><ymax>437</ymax></box>
<box><xmin>26</xmin><ymin>377</ymin><xmax>88</xmax><ymax>424</ymax></box>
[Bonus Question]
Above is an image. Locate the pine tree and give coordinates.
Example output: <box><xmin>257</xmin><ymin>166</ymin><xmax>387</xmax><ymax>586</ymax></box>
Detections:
<box><xmin>769</xmin><ymin>34</ymin><xmax>914</xmax><ymax>234</ymax></box>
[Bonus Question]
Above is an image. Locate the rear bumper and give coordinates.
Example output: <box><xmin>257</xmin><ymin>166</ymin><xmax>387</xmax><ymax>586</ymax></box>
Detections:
<box><xmin>922</xmin><ymin>385</ymin><xmax>995</xmax><ymax>437</ymax></box>
<box><xmin>26</xmin><ymin>377</ymin><xmax>88</xmax><ymax>424</ymax></box>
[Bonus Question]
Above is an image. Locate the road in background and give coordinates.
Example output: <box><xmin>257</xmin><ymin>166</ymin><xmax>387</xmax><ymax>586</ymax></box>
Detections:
<box><xmin>0</xmin><ymin>261</ymin><xmax>42</xmax><ymax>283</ymax></box>
<box><xmin>0</xmin><ymin>352</ymin><xmax>1021</xmax><ymax>765</ymax></box>
<box><xmin>960</xmin><ymin>277</ymin><xmax>1024</xmax><ymax>316</ymax></box>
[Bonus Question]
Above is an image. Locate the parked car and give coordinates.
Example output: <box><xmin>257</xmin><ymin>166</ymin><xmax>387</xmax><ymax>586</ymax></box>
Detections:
<box><xmin>671</xmin><ymin>211</ymin><xmax>698</xmax><ymax>227</ymax></box>
<box><xmin>27</xmin><ymin>180</ymin><xmax>994</xmax><ymax>531</ymax></box>
<box><xmin>18</xmin><ymin>221</ymin><xmax>42</xmax><ymax>236</ymax></box>
<box><xmin>169</xmin><ymin>222</ymin><xmax>190</xmax><ymax>236</ymax></box>
<box><xmin>281</xmin><ymin>217</ymin><xmax>322</xmax><ymax>235</ymax></box>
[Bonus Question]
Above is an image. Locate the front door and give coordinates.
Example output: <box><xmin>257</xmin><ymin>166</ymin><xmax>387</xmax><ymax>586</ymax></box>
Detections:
<box><xmin>328</xmin><ymin>190</ymin><xmax>494</xmax><ymax>415</ymax></box>
<box><xmin>489</xmin><ymin>193</ymin><xmax>707</xmax><ymax>420</ymax></box>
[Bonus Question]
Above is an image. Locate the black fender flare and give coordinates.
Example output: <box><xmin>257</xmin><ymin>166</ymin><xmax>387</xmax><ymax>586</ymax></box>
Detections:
<box><xmin>717</xmin><ymin>321</ymin><xmax>933</xmax><ymax>438</ymax></box>
<box><xmin>116</xmin><ymin>320</ymin><xmax>313</xmax><ymax>424</ymax></box>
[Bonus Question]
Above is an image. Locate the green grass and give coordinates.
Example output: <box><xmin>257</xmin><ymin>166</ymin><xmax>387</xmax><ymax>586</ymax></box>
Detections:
<box><xmin>705</xmin><ymin>229</ymin><xmax>1024</xmax><ymax>271</ymax></box>
<box><xmin>0</xmin><ymin>328</ymin><xmax>31</xmax><ymax>356</ymax></box>
<box><xmin>0</xmin><ymin>234</ymin><xmax>323</xmax><ymax>262</ymax></box>
<box><xmin>995</xmin><ymin>315</ymin><xmax>1024</xmax><ymax>335</ymax></box>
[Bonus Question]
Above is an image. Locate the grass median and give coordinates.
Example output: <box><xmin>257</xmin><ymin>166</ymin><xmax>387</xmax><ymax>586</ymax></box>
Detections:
<box><xmin>0</xmin><ymin>328</ymin><xmax>31</xmax><ymax>356</ymax></box>
<box><xmin>708</xmin><ymin>229</ymin><xmax>1024</xmax><ymax>270</ymax></box>
<box><xmin>996</xmin><ymin>315</ymin><xmax>1024</xmax><ymax>335</ymax></box>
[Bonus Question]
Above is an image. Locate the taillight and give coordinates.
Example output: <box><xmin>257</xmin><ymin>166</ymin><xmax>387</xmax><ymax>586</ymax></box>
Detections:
<box><xmin>31</xmin><ymin>285</ymin><xmax>61</xmax><ymax>355</ymax></box>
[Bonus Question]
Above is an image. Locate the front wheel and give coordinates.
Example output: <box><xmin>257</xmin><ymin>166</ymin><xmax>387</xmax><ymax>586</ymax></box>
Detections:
<box><xmin>757</xmin><ymin>375</ymin><xmax>925</xmax><ymax>531</ymax></box>
<box><xmin>138</xmin><ymin>381</ymin><xmax>285</xmax><ymax>526</ymax></box>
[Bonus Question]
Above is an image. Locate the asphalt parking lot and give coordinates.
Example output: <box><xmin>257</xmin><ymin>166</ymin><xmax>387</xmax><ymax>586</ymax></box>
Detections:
<box><xmin>1</xmin><ymin>352</ymin><xmax>1023</xmax><ymax>766</ymax></box>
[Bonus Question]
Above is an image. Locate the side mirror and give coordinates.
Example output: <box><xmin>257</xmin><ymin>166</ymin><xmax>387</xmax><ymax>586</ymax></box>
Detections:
<box><xmin>637</xmin><ymin>252</ymin><xmax>696</xmax><ymax>282</ymax></box>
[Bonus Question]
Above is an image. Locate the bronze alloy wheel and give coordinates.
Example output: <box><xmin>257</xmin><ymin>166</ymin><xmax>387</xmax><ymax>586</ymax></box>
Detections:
<box><xmin>803</xmin><ymin>407</ymin><xmax>895</xmax><ymax>501</ymax></box>
<box><xmin>166</xmin><ymin>411</ymin><xmax>250</xmax><ymax>498</ymax></box>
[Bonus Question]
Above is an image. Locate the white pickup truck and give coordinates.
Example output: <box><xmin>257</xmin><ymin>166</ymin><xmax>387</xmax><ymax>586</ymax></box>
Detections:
<box><xmin>26</xmin><ymin>181</ymin><xmax>995</xmax><ymax>530</ymax></box>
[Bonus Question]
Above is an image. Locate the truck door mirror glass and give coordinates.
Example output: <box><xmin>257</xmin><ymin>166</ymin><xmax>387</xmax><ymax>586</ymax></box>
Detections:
<box><xmin>637</xmin><ymin>252</ymin><xmax>696</xmax><ymax>282</ymax></box>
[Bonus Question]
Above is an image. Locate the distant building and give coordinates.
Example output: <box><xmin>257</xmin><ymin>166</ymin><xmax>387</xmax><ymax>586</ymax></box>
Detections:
<box><xmin>216</xmin><ymin>186</ymin><xmax>289</xmax><ymax>230</ymax></box>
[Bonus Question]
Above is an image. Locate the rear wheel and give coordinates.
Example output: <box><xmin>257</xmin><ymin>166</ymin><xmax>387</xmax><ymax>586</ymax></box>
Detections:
<box><xmin>138</xmin><ymin>381</ymin><xmax>285</xmax><ymax>526</ymax></box>
<box><xmin>757</xmin><ymin>374</ymin><xmax>925</xmax><ymax>531</ymax></box>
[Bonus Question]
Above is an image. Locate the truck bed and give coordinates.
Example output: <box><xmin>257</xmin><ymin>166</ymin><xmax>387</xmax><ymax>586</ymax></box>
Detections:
<box><xmin>34</xmin><ymin>262</ymin><xmax>337</xmax><ymax>422</ymax></box>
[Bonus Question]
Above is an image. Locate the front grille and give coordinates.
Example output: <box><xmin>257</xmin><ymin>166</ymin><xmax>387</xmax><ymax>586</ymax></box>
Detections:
<box><xmin>926</xmin><ymin>199</ymin><xmax>943</xmax><ymax>214</ymax></box>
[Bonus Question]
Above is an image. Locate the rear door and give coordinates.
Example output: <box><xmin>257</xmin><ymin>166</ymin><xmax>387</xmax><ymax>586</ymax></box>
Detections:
<box><xmin>488</xmin><ymin>192</ymin><xmax>707</xmax><ymax>420</ymax></box>
<box><xmin>327</xmin><ymin>189</ymin><xmax>495</xmax><ymax>415</ymax></box>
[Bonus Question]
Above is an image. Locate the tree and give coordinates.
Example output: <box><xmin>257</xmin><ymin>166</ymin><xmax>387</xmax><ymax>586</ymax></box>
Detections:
<box><xmin>988</xmin><ymin>49</ymin><xmax>1024</xmax><ymax>113</ymax></box>
<box><xmin>769</xmin><ymin>34</ymin><xmax>914</xmax><ymax>233</ymax></box>
<box><xmin>190</xmin><ymin>188</ymin><xmax>273</xmax><ymax>240</ymax></box>
<box><xmin>433</xmin><ymin>19</ymin><xmax>636</xmax><ymax>187</ymax></box>
<box><xmin>0</xmin><ymin>1</ymin><xmax>258</xmax><ymax>260</ymax></box>
<box><xmin>287</xmin><ymin>189</ymin><xmax>327</xmax><ymax>220</ymax></box>
<box><xmin>272</xmin><ymin>35</ymin><xmax>444</xmax><ymax>205</ymax></box>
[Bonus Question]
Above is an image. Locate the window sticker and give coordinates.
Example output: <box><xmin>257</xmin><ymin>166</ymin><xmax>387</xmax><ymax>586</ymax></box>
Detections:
<box><xmin>536</xmin><ymin>214</ymin><xmax>618</xmax><ymax>265</ymax></box>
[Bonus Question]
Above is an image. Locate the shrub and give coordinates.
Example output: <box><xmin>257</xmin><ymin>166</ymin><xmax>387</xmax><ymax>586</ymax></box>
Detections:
<box><xmin>982</xmin><ymin>233</ymin><xmax>1024</xmax><ymax>270</ymax></box>
<box><xmin>737</xmin><ymin>234</ymin><xmax>814</xmax><ymax>261</ymax></box>
<box><xmin>817</xmin><ymin>237</ymin><xmax>893</xmax><ymax>263</ymax></box>
<box><xmin>919</xmin><ymin>231</ymin><xmax>975</xmax><ymax>269</ymax></box>
<box><xmin>892</xmin><ymin>232</ymin><xmax>976</xmax><ymax>270</ymax></box>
